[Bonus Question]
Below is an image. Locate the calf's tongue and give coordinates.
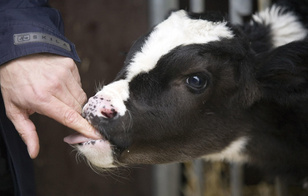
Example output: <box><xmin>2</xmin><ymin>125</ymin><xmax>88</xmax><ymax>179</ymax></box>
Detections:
<box><xmin>64</xmin><ymin>133</ymin><xmax>96</xmax><ymax>145</ymax></box>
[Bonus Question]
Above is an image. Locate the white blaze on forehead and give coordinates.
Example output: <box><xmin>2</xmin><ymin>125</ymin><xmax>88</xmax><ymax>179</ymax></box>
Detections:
<box><xmin>125</xmin><ymin>10</ymin><xmax>234</xmax><ymax>81</ymax></box>
<box><xmin>94</xmin><ymin>10</ymin><xmax>233</xmax><ymax>117</ymax></box>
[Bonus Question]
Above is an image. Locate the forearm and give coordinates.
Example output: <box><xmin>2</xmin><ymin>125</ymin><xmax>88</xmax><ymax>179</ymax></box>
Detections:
<box><xmin>0</xmin><ymin>0</ymin><xmax>80</xmax><ymax>65</ymax></box>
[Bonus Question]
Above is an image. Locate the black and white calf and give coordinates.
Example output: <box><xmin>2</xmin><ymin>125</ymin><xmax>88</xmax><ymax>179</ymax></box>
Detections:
<box><xmin>65</xmin><ymin>1</ymin><xmax>308</xmax><ymax>179</ymax></box>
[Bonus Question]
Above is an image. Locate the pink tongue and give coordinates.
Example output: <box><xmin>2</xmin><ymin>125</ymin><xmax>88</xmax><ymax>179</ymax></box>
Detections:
<box><xmin>64</xmin><ymin>133</ymin><xmax>93</xmax><ymax>145</ymax></box>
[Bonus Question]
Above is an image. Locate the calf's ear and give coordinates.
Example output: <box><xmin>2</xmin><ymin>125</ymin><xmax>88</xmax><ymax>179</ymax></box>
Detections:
<box><xmin>256</xmin><ymin>41</ymin><xmax>308</xmax><ymax>105</ymax></box>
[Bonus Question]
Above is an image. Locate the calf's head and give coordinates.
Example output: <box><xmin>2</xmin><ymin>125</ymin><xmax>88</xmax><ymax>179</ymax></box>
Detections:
<box><xmin>64</xmin><ymin>9</ymin><xmax>308</xmax><ymax>169</ymax></box>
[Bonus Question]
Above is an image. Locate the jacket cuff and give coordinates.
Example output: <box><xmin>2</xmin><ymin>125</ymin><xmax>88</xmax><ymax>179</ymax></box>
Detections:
<box><xmin>0</xmin><ymin>7</ymin><xmax>80</xmax><ymax>65</ymax></box>
<box><xmin>0</xmin><ymin>23</ymin><xmax>80</xmax><ymax>65</ymax></box>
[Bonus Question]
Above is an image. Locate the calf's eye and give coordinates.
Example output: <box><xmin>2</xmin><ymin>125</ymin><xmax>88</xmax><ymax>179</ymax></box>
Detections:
<box><xmin>186</xmin><ymin>74</ymin><xmax>208</xmax><ymax>93</ymax></box>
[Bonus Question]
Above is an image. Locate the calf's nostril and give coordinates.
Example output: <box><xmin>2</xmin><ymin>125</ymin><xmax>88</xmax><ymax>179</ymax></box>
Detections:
<box><xmin>100</xmin><ymin>108</ymin><xmax>118</xmax><ymax>119</ymax></box>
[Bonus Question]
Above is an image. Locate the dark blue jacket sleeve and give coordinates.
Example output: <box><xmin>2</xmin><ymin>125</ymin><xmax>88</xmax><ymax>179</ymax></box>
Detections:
<box><xmin>0</xmin><ymin>0</ymin><xmax>80</xmax><ymax>65</ymax></box>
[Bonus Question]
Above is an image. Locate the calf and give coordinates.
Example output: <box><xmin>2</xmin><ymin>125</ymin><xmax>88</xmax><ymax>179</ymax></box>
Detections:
<box><xmin>65</xmin><ymin>1</ymin><xmax>308</xmax><ymax>179</ymax></box>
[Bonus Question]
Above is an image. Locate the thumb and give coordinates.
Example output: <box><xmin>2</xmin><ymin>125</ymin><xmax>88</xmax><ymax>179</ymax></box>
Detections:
<box><xmin>9</xmin><ymin>112</ymin><xmax>40</xmax><ymax>159</ymax></box>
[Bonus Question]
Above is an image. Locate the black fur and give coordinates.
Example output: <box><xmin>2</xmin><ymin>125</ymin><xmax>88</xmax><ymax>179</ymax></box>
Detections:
<box><xmin>85</xmin><ymin>0</ymin><xmax>308</xmax><ymax>181</ymax></box>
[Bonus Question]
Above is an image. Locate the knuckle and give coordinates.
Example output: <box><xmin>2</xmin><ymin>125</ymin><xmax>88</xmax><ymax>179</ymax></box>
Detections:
<box><xmin>32</xmin><ymin>88</ymin><xmax>50</xmax><ymax>103</ymax></box>
<box><xmin>63</xmin><ymin>109</ymin><xmax>79</xmax><ymax>126</ymax></box>
<box><xmin>5</xmin><ymin>110</ymin><xmax>14</xmax><ymax>120</ymax></box>
<box><xmin>62</xmin><ymin>58</ymin><xmax>76</xmax><ymax>70</ymax></box>
<box><xmin>56</xmin><ymin>67</ymin><xmax>69</xmax><ymax>78</ymax></box>
<box><xmin>43</xmin><ymin>75</ymin><xmax>63</xmax><ymax>92</ymax></box>
<box><xmin>49</xmin><ymin>80</ymin><xmax>62</xmax><ymax>91</ymax></box>
<box><xmin>79</xmin><ymin>92</ymin><xmax>88</xmax><ymax>104</ymax></box>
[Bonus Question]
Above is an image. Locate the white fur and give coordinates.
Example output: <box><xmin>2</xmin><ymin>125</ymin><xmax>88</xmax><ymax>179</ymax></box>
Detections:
<box><xmin>77</xmin><ymin>140</ymin><xmax>115</xmax><ymax>168</ymax></box>
<box><xmin>203</xmin><ymin>137</ymin><xmax>249</xmax><ymax>163</ymax></box>
<box><xmin>125</xmin><ymin>10</ymin><xmax>234</xmax><ymax>81</ymax></box>
<box><xmin>95</xmin><ymin>80</ymin><xmax>129</xmax><ymax>116</ymax></box>
<box><xmin>252</xmin><ymin>5</ymin><xmax>307</xmax><ymax>47</ymax></box>
<box><xmin>97</xmin><ymin>10</ymin><xmax>233</xmax><ymax>116</ymax></box>
<box><xmin>79</xmin><ymin>80</ymin><xmax>130</xmax><ymax>168</ymax></box>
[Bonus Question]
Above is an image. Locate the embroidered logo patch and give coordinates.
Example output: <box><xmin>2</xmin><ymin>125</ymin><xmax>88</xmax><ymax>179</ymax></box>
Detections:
<box><xmin>13</xmin><ymin>32</ymin><xmax>71</xmax><ymax>51</ymax></box>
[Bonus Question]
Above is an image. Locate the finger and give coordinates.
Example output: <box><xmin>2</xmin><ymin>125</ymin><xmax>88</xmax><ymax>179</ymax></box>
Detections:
<box><xmin>71</xmin><ymin>65</ymin><xmax>82</xmax><ymax>87</ymax></box>
<box><xmin>64</xmin><ymin>58</ymin><xmax>82</xmax><ymax>87</ymax></box>
<box><xmin>64</xmin><ymin>72</ymin><xmax>87</xmax><ymax>106</ymax></box>
<box><xmin>8</xmin><ymin>110</ymin><xmax>40</xmax><ymax>159</ymax></box>
<box><xmin>52</xmin><ymin>81</ymin><xmax>84</xmax><ymax>114</ymax></box>
<box><xmin>41</xmin><ymin>97</ymin><xmax>101</xmax><ymax>139</ymax></box>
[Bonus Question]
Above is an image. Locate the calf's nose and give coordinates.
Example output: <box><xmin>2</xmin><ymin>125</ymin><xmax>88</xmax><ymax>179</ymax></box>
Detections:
<box><xmin>82</xmin><ymin>95</ymin><xmax>118</xmax><ymax>120</ymax></box>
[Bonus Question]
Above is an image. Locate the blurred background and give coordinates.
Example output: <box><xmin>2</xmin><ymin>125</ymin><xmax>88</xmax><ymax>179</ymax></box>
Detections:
<box><xmin>32</xmin><ymin>0</ymin><xmax>308</xmax><ymax>196</ymax></box>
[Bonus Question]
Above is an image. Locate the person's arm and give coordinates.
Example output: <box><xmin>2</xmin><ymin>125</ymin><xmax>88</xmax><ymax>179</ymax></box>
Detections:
<box><xmin>0</xmin><ymin>1</ymin><xmax>101</xmax><ymax>159</ymax></box>
<box><xmin>0</xmin><ymin>0</ymin><xmax>79</xmax><ymax>64</ymax></box>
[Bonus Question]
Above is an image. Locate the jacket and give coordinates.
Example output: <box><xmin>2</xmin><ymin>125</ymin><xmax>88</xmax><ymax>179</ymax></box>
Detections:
<box><xmin>0</xmin><ymin>0</ymin><xmax>80</xmax><ymax>195</ymax></box>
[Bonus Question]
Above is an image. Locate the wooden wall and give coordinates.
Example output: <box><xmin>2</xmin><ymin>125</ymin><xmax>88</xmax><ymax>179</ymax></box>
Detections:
<box><xmin>33</xmin><ymin>1</ymin><xmax>152</xmax><ymax>195</ymax></box>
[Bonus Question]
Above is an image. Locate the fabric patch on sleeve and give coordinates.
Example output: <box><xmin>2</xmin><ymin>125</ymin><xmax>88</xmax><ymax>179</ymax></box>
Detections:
<box><xmin>13</xmin><ymin>32</ymin><xmax>71</xmax><ymax>51</ymax></box>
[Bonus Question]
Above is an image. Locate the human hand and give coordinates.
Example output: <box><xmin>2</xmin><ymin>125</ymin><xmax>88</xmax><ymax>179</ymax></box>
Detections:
<box><xmin>0</xmin><ymin>54</ymin><xmax>100</xmax><ymax>159</ymax></box>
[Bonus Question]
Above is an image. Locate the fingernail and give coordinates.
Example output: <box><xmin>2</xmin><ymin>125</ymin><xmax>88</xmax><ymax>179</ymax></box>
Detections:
<box><xmin>90</xmin><ymin>126</ymin><xmax>102</xmax><ymax>139</ymax></box>
<box><xmin>94</xmin><ymin>129</ymin><xmax>102</xmax><ymax>139</ymax></box>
